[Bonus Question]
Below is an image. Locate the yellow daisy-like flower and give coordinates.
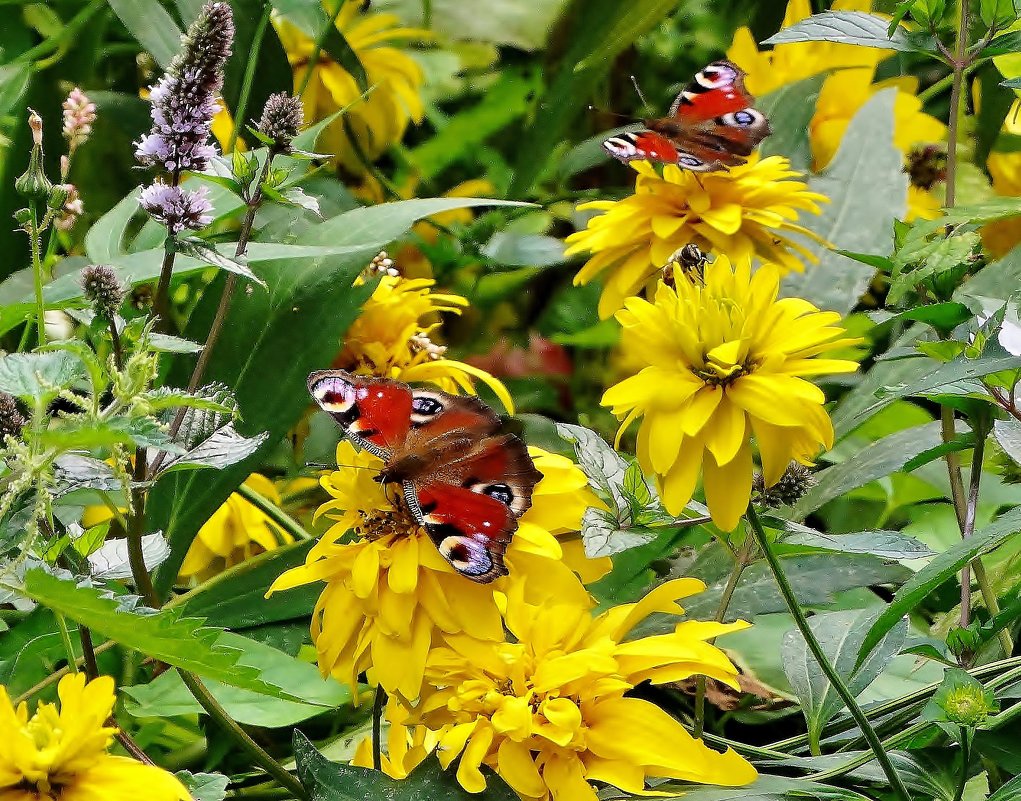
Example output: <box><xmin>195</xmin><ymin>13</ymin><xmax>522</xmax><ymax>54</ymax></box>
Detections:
<box><xmin>984</xmin><ymin>99</ymin><xmax>1021</xmax><ymax>256</ymax></box>
<box><xmin>274</xmin><ymin>2</ymin><xmax>428</xmax><ymax>175</ymax></box>
<box><xmin>602</xmin><ymin>256</ymin><xmax>860</xmax><ymax>531</ymax></box>
<box><xmin>266</xmin><ymin>443</ymin><xmax>606</xmax><ymax>700</ymax></box>
<box><xmin>337</xmin><ymin>273</ymin><xmax>513</xmax><ymax>410</ymax></box>
<box><xmin>0</xmin><ymin>674</ymin><xmax>190</xmax><ymax>801</ymax></box>
<box><xmin>358</xmin><ymin>579</ymin><xmax>756</xmax><ymax>799</ymax></box>
<box><xmin>564</xmin><ymin>155</ymin><xmax>827</xmax><ymax>318</ymax></box>
<box><xmin>179</xmin><ymin>473</ymin><xmax>294</xmax><ymax>582</ymax></box>
<box><xmin>728</xmin><ymin>0</ymin><xmax>946</xmax><ymax>172</ymax></box>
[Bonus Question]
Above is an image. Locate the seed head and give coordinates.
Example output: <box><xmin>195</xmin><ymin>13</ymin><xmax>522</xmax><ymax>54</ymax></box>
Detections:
<box><xmin>81</xmin><ymin>265</ymin><xmax>126</xmax><ymax>318</ymax></box>
<box><xmin>257</xmin><ymin>93</ymin><xmax>304</xmax><ymax>153</ymax></box>
<box><xmin>0</xmin><ymin>393</ymin><xmax>25</xmax><ymax>441</ymax></box>
<box><xmin>753</xmin><ymin>463</ymin><xmax>816</xmax><ymax>508</ymax></box>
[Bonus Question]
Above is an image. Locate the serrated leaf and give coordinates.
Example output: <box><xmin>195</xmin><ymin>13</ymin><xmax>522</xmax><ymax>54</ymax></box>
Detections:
<box><xmin>160</xmin><ymin>425</ymin><xmax>269</xmax><ymax>473</ymax></box>
<box><xmin>889</xmin><ymin>227</ymin><xmax>980</xmax><ymax>305</ymax></box>
<box><xmin>177</xmin><ymin>239</ymin><xmax>267</xmax><ymax>288</ymax></box>
<box><xmin>40</xmin><ymin>417</ymin><xmax>183</xmax><ymax>452</ymax></box>
<box><xmin>0</xmin><ymin>352</ymin><xmax>85</xmax><ymax>402</ymax></box>
<box><xmin>159</xmin><ymin>383</ymin><xmax>237</xmax><ymax>449</ymax></box>
<box><xmin>148</xmin><ymin>333</ymin><xmax>204</xmax><ymax>353</ymax></box>
<box><xmin>762</xmin><ymin>11</ymin><xmax>931</xmax><ymax>51</ymax></box>
<box><xmin>87</xmin><ymin>532</ymin><xmax>171</xmax><ymax>579</ymax></box>
<box><xmin>581</xmin><ymin>507</ymin><xmax>655</xmax><ymax>557</ymax></box>
<box><xmin>175</xmin><ymin>772</ymin><xmax>229</xmax><ymax>801</ymax></box>
<box><xmin>994</xmin><ymin>417</ymin><xmax>1021</xmax><ymax>465</ymax></box>
<box><xmin>293</xmin><ymin>730</ymin><xmax>519</xmax><ymax>801</ymax></box>
<box><xmin>782</xmin><ymin>609</ymin><xmax>908</xmax><ymax>753</ymax></box>
<box><xmin>556</xmin><ymin>422</ymin><xmax>628</xmax><ymax>512</ymax></box>
<box><xmin>16</xmin><ymin>569</ymin><xmax>309</xmax><ymax>703</ymax></box>
<box><xmin>52</xmin><ymin>455</ymin><xmax>121</xmax><ymax>497</ymax></box>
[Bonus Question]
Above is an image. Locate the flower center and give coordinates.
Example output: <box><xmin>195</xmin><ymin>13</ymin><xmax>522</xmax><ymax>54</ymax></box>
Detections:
<box><xmin>352</xmin><ymin>501</ymin><xmax>420</xmax><ymax>541</ymax></box>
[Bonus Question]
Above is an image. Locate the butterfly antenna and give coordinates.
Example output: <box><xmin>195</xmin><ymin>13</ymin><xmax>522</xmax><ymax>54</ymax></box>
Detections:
<box><xmin>630</xmin><ymin>75</ymin><xmax>652</xmax><ymax>115</ymax></box>
<box><xmin>586</xmin><ymin>104</ymin><xmax>640</xmax><ymax>124</ymax></box>
<box><xmin>304</xmin><ymin>461</ymin><xmax>381</xmax><ymax>474</ymax></box>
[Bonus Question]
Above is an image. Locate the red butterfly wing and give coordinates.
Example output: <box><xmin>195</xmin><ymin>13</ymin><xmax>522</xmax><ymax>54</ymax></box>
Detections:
<box><xmin>308</xmin><ymin>370</ymin><xmax>412</xmax><ymax>456</ymax></box>
<box><xmin>417</xmin><ymin>482</ymin><xmax>515</xmax><ymax>582</ymax></box>
<box><xmin>603</xmin><ymin>60</ymin><xmax>769</xmax><ymax>172</ymax></box>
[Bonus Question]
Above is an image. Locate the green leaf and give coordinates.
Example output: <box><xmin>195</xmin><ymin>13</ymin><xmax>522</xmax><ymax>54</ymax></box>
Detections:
<box><xmin>889</xmin><ymin>224</ymin><xmax>980</xmax><ymax>305</ymax></box>
<box><xmin>40</xmin><ymin>416</ymin><xmax>182</xmax><ymax>452</ymax></box>
<box><xmin>887</xmin><ymin>301</ymin><xmax>975</xmax><ymax>333</ymax></box>
<box><xmin>481</xmin><ymin>233</ymin><xmax>565</xmax><ymax>267</ymax></box>
<box><xmin>783</xmin><ymin>90</ymin><xmax>907</xmax><ymax>315</ymax></box>
<box><xmin>0</xmin><ymin>64</ymin><xmax>31</xmax><ymax>118</ymax></box>
<box><xmin>556</xmin><ymin>422</ymin><xmax>628</xmax><ymax>511</ymax></box>
<box><xmin>983</xmin><ymin>30</ymin><xmax>1021</xmax><ymax>56</ymax></box>
<box><xmin>778</xmin><ymin>520</ymin><xmax>935</xmax><ymax>559</ymax></box>
<box><xmin>794</xmin><ymin>422</ymin><xmax>943</xmax><ymax>516</ymax></box>
<box><xmin>409</xmin><ymin>70</ymin><xmax>540</xmax><ymax>181</ymax></box>
<box><xmin>0</xmin><ymin>352</ymin><xmax>85</xmax><ymax>402</ymax></box>
<box><xmin>857</xmin><ymin>505</ymin><xmax>1021</xmax><ymax>665</ymax></box>
<box><xmin>994</xmin><ymin>417</ymin><xmax>1021</xmax><ymax>465</ymax></box>
<box><xmin>758</xmin><ymin>73</ymin><xmax>828</xmax><ymax>172</ymax></box>
<box><xmin>293</xmin><ymin>730</ymin><xmax>519</xmax><ymax>801</ymax></box>
<box><xmin>177</xmin><ymin>239</ymin><xmax>267</xmax><ymax>288</ymax></box>
<box><xmin>782</xmin><ymin>609</ymin><xmax>908</xmax><ymax>752</ymax></box>
<box><xmin>106</xmin><ymin>0</ymin><xmax>184</xmax><ymax>68</ymax></box>
<box><xmin>581</xmin><ymin>507</ymin><xmax>655</xmax><ymax>557</ymax></box>
<box><xmin>148</xmin><ymin>333</ymin><xmax>204</xmax><ymax>354</ymax></box>
<box><xmin>762</xmin><ymin>11</ymin><xmax>931</xmax><ymax>52</ymax></box>
<box><xmin>53</xmin><ymin>455</ymin><xmax>121</xmax><ymax>497</ymax></box>
<box><xmin>656</xmin><ymin>774</ymin><xmax>873</xmax><ymax>801</ymax></box>
<box><xmin>573</xmin><ymin>0</ymin><xmax>679</xmax><ymax>71</ymax></box>
<box><xmin>989</xmin><ymin>774</ymin><xmax>1021</xmax><ymax>801</ymax></box>
<box><xmin>17</xmin><ymin>569</ymin><xmax>309</xmax><ymax>703</ymax></box>
<box><xmin>84</xmin><ymin>187</ymin><xmax>142</xmax><ymax>262</ymax></box>
<box><xmin>175</xmin><ymin>772</ymin><xmax>228</xmax><ymax>801</ymax></box>
<box><xmin>159</xmin><ymin>425</ymin><xmax>269</xmax><ymax>474</ymax></box>
<box><xmin>124</xmin><ymin>633</ymin><xmax>350</xmax><ymax>727</ymax></box>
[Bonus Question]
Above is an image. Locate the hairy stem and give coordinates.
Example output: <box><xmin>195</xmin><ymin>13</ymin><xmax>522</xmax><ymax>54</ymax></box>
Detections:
<box><xmin>108</xmin><ymin>316</ymin><xmax>124</xmax><ymax>372</ymax></box>
<box><xmin>745</xmin><ymin>504</ymin><xmax>912</xmax><ymax>801</ymax></box>
<box><xmin>29</xmin><ymin>202</ymin><xmax>46</xmax><ymax>349</ymax></box>
<box><xmin>79</xmin><ymin>624</ymin><xmax>100</xmax><ymax>679</ymax></box>
<box><xmin>693</xmin><ymin>534</ymin><xmax>755</xmax><ymax>737</ymax></box>
<box><xmin>153</xmin><ymin>235</ymin><xmax>179</xmax><ymax>333</ymax></box>
<box><xmin>178</xmin><ymin>670</ymin><xmax>308</xmax><ymax>800</ymax></box>
<box><xmin>944</xmin><ymin>0</ymin><xmax>969</xmax><ymax>208</ymax></box>
<box><xmin>127</xmin><ymin>447</ymin><xmax>159</xmax><ymax>607</ymax></box>
<box><xmin>228</xmin><ymin>3</ymin><xmax>272</xmax><ymax>154</ymax></box>
<box><xmin>952</xmin><ymin>728</ymin><xmax>972</xmax><ymax>801</ymax></box>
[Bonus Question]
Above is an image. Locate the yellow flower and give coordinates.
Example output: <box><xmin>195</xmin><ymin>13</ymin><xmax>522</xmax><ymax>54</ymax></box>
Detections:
<box><xmin>363</xmin><ymin>579</ymin><xmax>755</xmax><ymax>799</ymax></box>
<box><xmin>266</xmin><ymin>443</ymin><xmax>605</xmax><ymax>700</ymax></box>
<box><xmin>274</xmin><ymin>2</ymin><xmax>428</xmax><ymax>175</ymax></box>
<box><xmin>564</xmin><ymin>156</ymin><xmax>827</xmax><ymax>318</ymax></box>
<box><xmin>337</xmin><ymin>273</ymin><xmax>513</xmax><ymax>410</ymax></box>
<box><xmin>178</xmin><ymin>474</ymin><xmax>293</xmax><ymax>582</ymax></box>
<box><xmin>0</xmin><ymin>674</ymin><xmax>190</xmax><ymax>801</ymax></box>
<box><xmin>984</xmin><ymin>99</ymin><xmax>1021</xmax><ymax>256</ymax></box>
<box><xmin>602</xmin><ymin>256</ymin><xmax>860</xmax><ymax>531</ymax></box>
<box><xmin>727</xmin><ymin>0</ymin><xmax>884</xmax><ymax>97</ymax></box>
<box><xmin>728</xmin><ymin>0</ymin><xmax>946</xmax><ymax>172</ymax></box>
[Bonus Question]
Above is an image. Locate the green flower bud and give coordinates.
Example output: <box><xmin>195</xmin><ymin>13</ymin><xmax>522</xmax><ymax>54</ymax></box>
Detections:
<box><xmin>15</xmin><ymin>109</ymin><xmax>52</xmax><ymax>203</ymax></box>
<box><xmin>47</xmin><ymin>184</ymin><xmax>70</xmax><ymax>211</ymax></box>
<box><xmin>13</xmin><ymin>208</ymin><xmax>32</xmax><ymax>226</ymax></box>
<box><xmin>922</xmin><ymin>668</ymin><xmax>997</xmax><ymax>729</ymax></box>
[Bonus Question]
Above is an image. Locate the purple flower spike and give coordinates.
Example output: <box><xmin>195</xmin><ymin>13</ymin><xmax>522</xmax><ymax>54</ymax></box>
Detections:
<box><xmin>139</xmin><ymin>181</ymin><xmax>213</xmax><ymax>235</ymax></box>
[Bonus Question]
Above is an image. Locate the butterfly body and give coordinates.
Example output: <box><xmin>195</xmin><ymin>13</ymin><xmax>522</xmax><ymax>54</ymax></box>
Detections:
<box><xmin>309</xmin><ymin>370</ymin><xmax>541</xmax><ymax>583</ymax></box>
<box><xmin>602</xmin><ymin>61</ymin><xmax>770</xmax><ymax>172</ymax></box>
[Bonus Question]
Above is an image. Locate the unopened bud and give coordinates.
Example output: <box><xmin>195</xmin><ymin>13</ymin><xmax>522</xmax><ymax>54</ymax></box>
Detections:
<box><xmin>15</xmin><ymin>110</ymin><xmax>52</xmax><ymax>203</ymax></box>
<box><xmin>47</xmin><ymin>184</ymin><xmax>70</xmax><ymax>211</ymax></box>
<box><xmin>754</xmin><ymin>463</ymin><xmax>816</xmax><ymax>508</ymax></box>
<box><xmin>13</xmin><ymin>208</ymin><xmax>32</xmax><ymax>226</ymax></box>
<box><xmin>80</xmin><ymin>264</ymin><xmax>126</xmax><ymax>319</ymax></box>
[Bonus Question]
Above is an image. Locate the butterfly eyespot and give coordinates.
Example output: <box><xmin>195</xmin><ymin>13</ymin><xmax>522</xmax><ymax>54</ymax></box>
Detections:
<box><xmin>311</xmin><ymin>376</ymin><xmax>360</xmax><ymax>422</ymax></box>
<box><xmin>410</xmin><ymin>393</ymin><xmax>445</xmax><ymax>426</ymax></box>
<box><xmin>437</xmin><ymin>533</ymin><xmax>493</xmax><ymax>577</ymax></box>
<box><xmin>678</xmin><ymin>154</ymin><xmax>705</xmax><ymax>168</ymax></box>
<box><xmin>695</xmin><ymin>62</ymin><xmax>738</xmax><ymax>90</ymax></box>
<box><xmin>477</xmin><ymin>482</ymin><xmax>514</xmax><ymax>506</ymax></box>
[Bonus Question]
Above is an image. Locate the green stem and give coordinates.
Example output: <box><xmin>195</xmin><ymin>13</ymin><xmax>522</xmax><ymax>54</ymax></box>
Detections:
<box><xmin>228</xmin><ymin>2</ymin><xmax>272</xmax><ymax>154</ymax></box>
<box><xmin>944</xmin><ymin>0</ymin><xmax>969</xmax><ymax>208</ymax></box>
<box><xmin>746</xmin><ymin>504</ymin><xmax>911</xmax><ymax>801</ymax></box>
<box><xmin>806</xmin><ymin>721</ymin><xmax>927</xmax><ymax>781</ymax></box>
<box><xmin>236</xmin><ymin>482</ymin><xmax>312</xmax><ymax>540</ymax></box>
<box><xmin>29</xmin><ymin>202</ymin><xmax>46</xmax><ymax>349</ymax></box>
<box><xmin>178</xmin><ymin>670</ymin><xmax>308</xmax><ymax>800</ymax></box>
<box><xmin>54</xmin><ymin>613</ymin><xmax>79</xmax><ymax>673</ymax></box>
<box><xmin>693</xmin><ymin>533</ymin><xmax>755</xmax><ymax>737</ymax></box>
<box><xmin>127</xmin><ymin>448</ymin><xmax>160</xmax><ymax>607</ymax></box>
<box><xmin>372</xmin><ymin>684</ymin><xmax>386</xmax><ymax>771</ymax></box>
<box><xmin>298</xmin><ymin>0</ymin><xmax>345</xmax><ymax>96</ymax></box>
<box><xmin>78</xmin><ymin>624</ymin><xmax>100</xmax><ymax>679</ymax></box>
<box><xmin>952</xmin><ymin>728</ymin><xmax>972</xmax><ymax>801</ymax></box>
<box><xmin>13</xmin><ymin>640</ymin><xmax>118</xmax><ymax>703</ymax></box>
<box><xmin>153</xmin><ymin>235</ymin><xmax>178</xmax><ymax>333</ymax></box>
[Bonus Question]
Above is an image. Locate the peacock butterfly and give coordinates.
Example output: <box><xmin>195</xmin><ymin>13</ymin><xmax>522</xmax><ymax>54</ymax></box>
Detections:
<box><xmin>308</xmin><ymin>370</ymin><xmax>541</xmax><ymax>583</ymax></box>
<box><xmin>602</xmin><ymin>60</ymin><xmax>770</xmax><ymax>172</ymax></box>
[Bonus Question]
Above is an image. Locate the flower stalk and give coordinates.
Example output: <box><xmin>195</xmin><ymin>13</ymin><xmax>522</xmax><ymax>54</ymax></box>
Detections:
<box><xmin>745</xmin><ymin>504</ymin><xmax>911</xmax><ymax>801</ymax></box>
